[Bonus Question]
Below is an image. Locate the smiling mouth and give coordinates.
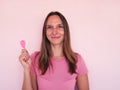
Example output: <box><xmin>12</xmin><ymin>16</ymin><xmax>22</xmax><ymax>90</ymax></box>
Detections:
<box><xmin>51</xmin><ymin>36</ymin><xmax>60</xmax><ymax>39</ymax></box>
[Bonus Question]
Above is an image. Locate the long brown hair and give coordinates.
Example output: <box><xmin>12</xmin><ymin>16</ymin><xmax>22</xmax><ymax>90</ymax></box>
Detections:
<box><xmin>39</xmin><ymin>11</ymin><xmax>77</xmax><ymax>75</ymax></box>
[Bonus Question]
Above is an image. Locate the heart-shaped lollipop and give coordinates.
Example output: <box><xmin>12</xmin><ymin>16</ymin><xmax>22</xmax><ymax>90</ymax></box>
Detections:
<box><xmin>20</xmin><ymin>40</ymin><xmax>26</xmax><ymax>49</ymax></box>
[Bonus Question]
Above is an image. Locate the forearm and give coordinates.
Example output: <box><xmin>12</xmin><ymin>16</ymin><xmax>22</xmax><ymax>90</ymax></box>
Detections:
<box><xmin>22</xmin><ymin>70</ymin><xmax>33</xmax><ymax>90</ymax></box>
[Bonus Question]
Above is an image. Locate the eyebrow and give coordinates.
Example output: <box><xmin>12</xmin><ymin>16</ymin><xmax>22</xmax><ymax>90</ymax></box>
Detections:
<box><xmin>46</xmin><ymin>23</ymin><xmax>63</xmax><ymax>26</ymax></box>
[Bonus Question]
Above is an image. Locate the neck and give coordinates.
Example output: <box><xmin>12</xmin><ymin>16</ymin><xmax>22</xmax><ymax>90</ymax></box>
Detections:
<box><xmin>51</xmin><ymin>44</ymin><xmax>64</xmax><ymax>58</ymax></box>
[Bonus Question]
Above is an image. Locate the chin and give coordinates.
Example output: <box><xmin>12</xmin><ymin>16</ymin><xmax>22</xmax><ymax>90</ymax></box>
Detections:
<box><xmin>51</xmin><ymin>42</ymin><xmax>63</xmax><ymax>46</ymax></box>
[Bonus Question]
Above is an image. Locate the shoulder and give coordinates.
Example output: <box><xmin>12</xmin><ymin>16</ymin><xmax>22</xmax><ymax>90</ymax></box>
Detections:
<box><xmin>75</xmin><ymin>52</ymin><xmax>88</xmax><ymax>76</ymax></box>
<box><xmin>31</xmin><ymin>51</ymin><xmax>40</xmax><ymax>56</ymax></box>
<box><xmin>30</xmin><ymin>51</ymin><xmax>40</xmax><ymax>64</ymax></box>
<box><xmin>75</xmin><ymin>52</ymin><xmax>84</xmax><ymax>62</ymax></box>
<box><xmin>31</xmin><ymin>51</ymin><xmax>40</xmax><ymax>59</ymax></box>
<box><xmin>30</xmin><ymin>51</ymin><xmax>40</xmax><ymax>74</ymax></box>
<box><xmin>75</xmin><ymin>52</ymin><xmax>86</xmax><ymax>66</ymax></box>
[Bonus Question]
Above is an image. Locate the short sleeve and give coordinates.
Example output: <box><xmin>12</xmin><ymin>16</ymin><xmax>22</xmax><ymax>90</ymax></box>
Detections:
<box><xmin>76</xmin><ymin>54</ymin><xmax>88</xmax><ymax>76</ymax></box>
<box><xmin>30</xmin><ymin>51</ymin><xmax>39</xmax><ymax>74</ymax></box>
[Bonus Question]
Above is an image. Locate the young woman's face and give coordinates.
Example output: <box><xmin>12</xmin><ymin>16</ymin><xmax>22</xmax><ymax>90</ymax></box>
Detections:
<box><xmin>46</xmin><ymin>15</ymin><xmax>64</xmax><ymax>46</ymax></box>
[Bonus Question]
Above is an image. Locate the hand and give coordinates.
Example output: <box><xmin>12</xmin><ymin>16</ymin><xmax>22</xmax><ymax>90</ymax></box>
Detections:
<box><xmin>19</xmin><ymin>49</ymin><xmax>32</xmax><ymax>71</ymax></box>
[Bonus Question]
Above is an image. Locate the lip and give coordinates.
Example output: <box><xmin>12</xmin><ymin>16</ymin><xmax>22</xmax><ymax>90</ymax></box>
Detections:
<box><xmin>51</xmin><ymin>36</ymin><xmax>60</xmax><ymax>39</ymax></box>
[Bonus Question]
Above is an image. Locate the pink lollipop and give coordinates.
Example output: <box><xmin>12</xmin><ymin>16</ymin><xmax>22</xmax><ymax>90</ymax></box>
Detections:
<box><xmin>20</xmin><ymin>40</ymin><xmax>26</xmax><ymax>49</ymax></box>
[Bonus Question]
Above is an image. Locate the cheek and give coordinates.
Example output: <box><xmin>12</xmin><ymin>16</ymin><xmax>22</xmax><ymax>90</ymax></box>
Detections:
<box><xmin>46</xmin><ymin>30</ymin><xmax>51</xmax><ymax>37</ymax></box>
<box><xmin>62</xmin><ymin>31</ymin><xmax>64</xmax><ymax>35</ymax></box>
<box><xmin>46</xmin><ymin>32</ymin><xmax>50</xmax><ymax>41</ymax></box>
<box><xmin>61</xmin><ymin>31</ymin><xmax>65</xmax><ymax>40</ymax></box>
<box><xmin>62</xmin><ymin>33</ymin><xmax>64</xmax><ymax>38</ymax></box>
<box><xmin>59</xmin><ymin>30</ymin><xmax>64</xmax><ymax>35</ymax></box>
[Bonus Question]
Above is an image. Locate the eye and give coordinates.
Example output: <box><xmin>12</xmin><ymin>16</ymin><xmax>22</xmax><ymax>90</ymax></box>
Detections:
<box><xmin>58</xmin><ymin>25</ymin><xmax>64</xmax><ymax>28</ymax></box>
<box><xmin>46</xmin><ymin>25</ymin><xmax>53</xmax><ymax>29</ymax></box>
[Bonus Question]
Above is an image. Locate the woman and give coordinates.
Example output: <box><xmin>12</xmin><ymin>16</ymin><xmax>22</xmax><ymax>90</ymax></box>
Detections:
<box><xmin>19</xmin><ymin>11</ymin><xmax>89</xmax><ymax>90</ymax></box>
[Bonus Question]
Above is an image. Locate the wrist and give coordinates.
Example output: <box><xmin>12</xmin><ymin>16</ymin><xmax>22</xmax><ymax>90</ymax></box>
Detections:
<box><xmin>24</xmin><ymin>68</ymin><xmax>31</xmax><ymax>73</ymax></box>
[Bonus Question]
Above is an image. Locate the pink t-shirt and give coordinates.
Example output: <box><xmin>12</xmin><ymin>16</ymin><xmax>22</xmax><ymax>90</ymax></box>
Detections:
<box><xmin>30</xmin><ymin>51</ymin><xmax>88</xmax><ymax>90</ymax></box>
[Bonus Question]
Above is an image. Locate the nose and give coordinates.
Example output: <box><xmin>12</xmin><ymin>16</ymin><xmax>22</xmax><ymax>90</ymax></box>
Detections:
<box><xmin>52</xmin><ymin>28</ymin><xmax>58</xmax><ymax>35</ymax></box>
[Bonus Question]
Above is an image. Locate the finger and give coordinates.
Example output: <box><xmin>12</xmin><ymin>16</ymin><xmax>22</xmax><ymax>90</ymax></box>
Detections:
<box><xmin>19</xmin><ymin>54</ymin><xmax>29</xmax><ymax>62</ymax></box>
<box><xmin>27</xmin><ymin>57</ymin><xmax>32</xmax><ymax>64</ymax></box>
<box><xmin>21</xmin><ymin>49</ymin><xmax>29</xmax><ymax>54</ymax></box>
<box><xmin>19</xmin><ymin>55</ymin><xmax>25</xmax><ymax>61</ymax></box>
<box><xmin>21</xmin><ymin>50</ymin><xmax>29</xmax><ymax>57</ymax></box>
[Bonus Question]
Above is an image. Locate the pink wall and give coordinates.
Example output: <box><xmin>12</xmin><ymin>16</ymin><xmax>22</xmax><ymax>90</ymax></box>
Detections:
<box><xmin>0</xmin><ymin>0</ymin><xmax>120</xmax><ymax>90</ymax></box>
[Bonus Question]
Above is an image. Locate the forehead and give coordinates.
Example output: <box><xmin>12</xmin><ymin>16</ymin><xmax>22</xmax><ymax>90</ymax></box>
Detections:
<box><xmin>47</xmin><ymin>15</ymin><xmax>62</xmax><ymax>25</ymax></box>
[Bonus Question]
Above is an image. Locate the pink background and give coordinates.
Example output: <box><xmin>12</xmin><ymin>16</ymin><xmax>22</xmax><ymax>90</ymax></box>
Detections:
<box><xmin>0</xmin><ymin>0</ymin><xmax>120</xmax><ymax>90</ymax></box>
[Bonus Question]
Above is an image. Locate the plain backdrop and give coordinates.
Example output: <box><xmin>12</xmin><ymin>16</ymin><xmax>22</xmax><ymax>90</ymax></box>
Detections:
<box><xmin>0</xmin><ymin>0</ymin><xmax>120</xmax><ymax>90</ymax></box>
